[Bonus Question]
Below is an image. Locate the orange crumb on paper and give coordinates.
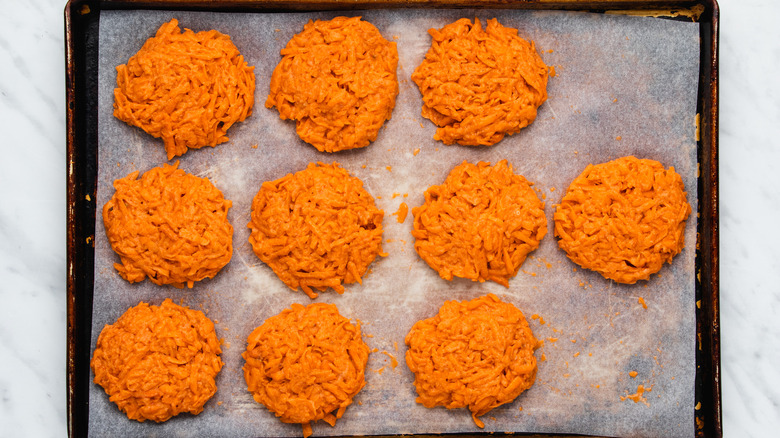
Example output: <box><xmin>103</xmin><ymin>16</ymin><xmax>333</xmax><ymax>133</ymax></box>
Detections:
<box><xmin>413</xmin><ymin>148</ymin><xmax>420</xmax><ymax>156</ymax></box>
<box><xmin>547</xmin><ymin>337</ymin><xmax>558</xmax><ymax>343</ymax></box>
<box><xmin>392</xmin><ymin>192</ymin><xmax>400</xmax><ymax>199</ymax></box>
<box><xmin>613</xmin><ymin>98</ymin><xmax>618</xmax><ymax>103</ymax></box>
<box><xmin>376</xmin><ymin>367</ymin><xmax>385</xmax><ymax>375</ymax></box>
<box><xmin>362</xmin><ymin>164</ymin><xmax>367</xmax><ymax>169</ymax></box>
<box><xmin>638</xmin><ymin>297</ymin><xmax>648</xmax><ymax>309</ymax></box>
<box><xmin>621</xmin><ymin>385</ymin><xmax>652</xmax><ymax>406</ymax></box>
<box><xmin>549</xmin><ymin>187</ymin><xmax>555</xmax><ymax>192</ymax></box>
<box><xmin>563</xmin><ymin>374</ymin><xmax>570</xmax><ymax>378</ymax></box>
<box><xmin>393</xmin><ymin>341</ymin><xmax>398</xmax><ymax>351</ymax></box>
<box><xmin>386</xmin><ymin>166</ymin><xmax>392</xmax><ymax>172</ymax></box>
<box><xmin>365</xmin><ymin>333</ymin><xmax>374</xmax><ymax>338</ymax></box>
<box><xmin>393</xmin><ymin>202</ymin><xmax>409</xmax><ymax>223</ymax></box>
<box><xmin>518</xmin><ymin>406</ymin><xmax>523</xmax><ymax>411</ymax></box>
<box><xmin>571</xmin><ymin>339</ymin><xmax>577</xmax><ymax>343</ymax></box>
<box><xmin>629</xmin><ymin>371</ymin><xmax>638</xmax><ymax>378</ymax></box>
<box><xmin>541</xmin><ymin>353</ymin><xmax>547</xmax><ymax>361</ymax></box>
<box><xmin>251</xmin><ymin>144</ymin><xmax>258</xmax><ymax>149</ymax></box>
<box><xmin>616</xmin><ymin>136</ymin><xmax>622</xmax><ymax>141</ymax></box>
<box><xmin>574</xmin><ymin>352</ymin><xmax>580</xmax><ymax>357</ymax></box>
<box><xmin>549</xmin><ymin>65</ymin><xmax>556</xmax><ymax>77</ymax></box>
<box><xmin>381</xmin><ymin>351</ymin><xmax>399</xmax><ymax>369</ymax></box>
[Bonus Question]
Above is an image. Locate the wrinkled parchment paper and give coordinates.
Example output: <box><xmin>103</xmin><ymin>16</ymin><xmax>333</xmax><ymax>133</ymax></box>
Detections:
<box><xmin>91</xmin><ymin>8</ymin><xmax>699</xmax><ymax>438</ymax></box>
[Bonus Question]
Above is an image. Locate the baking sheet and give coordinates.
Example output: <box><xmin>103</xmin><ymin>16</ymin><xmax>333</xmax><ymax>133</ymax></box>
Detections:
<box><xmin>91</xmin><ymin>8</ymin><xmax>700</xmax><ymax>438</ymax></box>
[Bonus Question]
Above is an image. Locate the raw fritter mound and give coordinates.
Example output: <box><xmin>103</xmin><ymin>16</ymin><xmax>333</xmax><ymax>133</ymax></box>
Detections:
<box><xmin>114</xmin><ymin>18</ymin><xmax>255</xmax><ymax>160</ymax></box>
<box><xmin>248</xmin><ymin>162</ymin><xmax>384</xmax><ymax>298</ymax></box>
<box><xmin>554</xmin><ymin>156</ymin><xmax>691</xmax><ymax>283</ymax></box>
<box><xmin>243</xmin><ymin>303</ymin><xmax>369</xmax><ymax>438</ymax></box>
<box><xmin>412</xmin><ymin>18</ymin><xmax>548</xmax><ymax>146</ymax></box>
<box><xmin>266</xmin><ymin>16</ymin><xmax>399</xmax><ymax>152</ymax></box>
<box><xmin>412</xmin><ymin>160</ymin><xmax>547</xmax><ymax>286</ymax></box>
<box><xmin>90</xmin><ymin>299</ymin><xmax>223</xmax><ymax>422</ymax></box>
<box><xmin>405</xmin><ymin>293</ymin><xmax>538</xmax><ymax>428</ymax></box>
<box><xmin>102</xmin><ymin>162</ymin><xmax>233</xmax><ymax>288</ymax></box>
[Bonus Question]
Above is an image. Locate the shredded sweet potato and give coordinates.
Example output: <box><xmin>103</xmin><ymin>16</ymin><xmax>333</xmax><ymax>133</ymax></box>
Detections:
<box><xmin>90</xmin><ymin>299</ymin><xmax>223</xmax><ymax>422</ymax></box>
<box><xmin>412</xmin><ymin>18</ymin><xmax>548</xmax><ymax>146</ymax></box>
<box><xmin>405</xmin><ymin>293</ymin><xmax>538</xmax><ymax>428</ymax></box>
<box><xmin>412</xmin><ymin>160</ymin><xmax>547</xmax><ymax>286</ymax></box>
<box><xmin>243</xmin><ymin>303</ymin><xmax>369</xmax><ymax>438</ymax></box>
<box><xmin>266</xmin><ymin>16</ymin><xmax>399</xmax><ymax>152</ymax></box>
<box><xmin>114</xmin><ymin>18</ymin><xmax>255</xmax><ymax>160</ymax></box>
<box><xmin>102</xmin><ymin>162</ymin><xmax>233</xmax><ymax>288</ymax></box>
<box><xmin>248</xmin><ymin>162</ymin><xmax>384</xmax><ymax>298</ymax></box>
<box><xmin>554</xmin><ymin>156</ymin><xmax>691</xmax><ymax>283</ymax></box>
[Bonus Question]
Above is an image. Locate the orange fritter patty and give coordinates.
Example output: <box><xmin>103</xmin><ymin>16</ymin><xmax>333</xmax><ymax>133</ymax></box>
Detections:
<box><xmin>248</xmin><ymin>162</ymin><xmax>384</xmax><ymax>298</ymax></box>
<box><xmin>90</xmin><ymin>299</ymin><xmax>223</xmax><ymax>422</ymax></box>
<box><xmin>102</xmin><ymin>162</ymin><xmax>233</xmax><ymax>288</ymax></box>
<box><xmin>266</xmin><ymin>16</ymin><xmax>399</xmax><ymax>152</ymax></box>
<box><xmin>243</xmin><ymin>303</ymin><xmax>369</xmax><ymax>438</ymax></box>
<box><xmin>412</xmin><ymin>18</ymin><xmax>548</xmax><ymax>146</ymax></box>
<box><xmin>412</xmin><ymin>160</ymin><xmax>547</xmax><ymax>286</ymax></box>
<box><xmin>114</xmin><ymin>18</ymin><xmax>255</xmax><ymax>160</ymax></box>
<box><xmin>405</xmin><ymin>293</ymin><xmax>538</xmax><ymax>428</ymax></box>
<box><xmin>554</xmin><ymin>156</ymin><xmax>691</xmax><ymax>283</ymax></box>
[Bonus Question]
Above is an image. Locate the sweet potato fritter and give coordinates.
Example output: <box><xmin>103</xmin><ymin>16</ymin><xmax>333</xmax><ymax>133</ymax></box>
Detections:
<box><xmin>248</xmin><ymin>163</ymin><xmax>384</xmax><ymax>298</ymax></box>
<box><xmin>554</xmin><ymin>156</ymin><xmax>691</xmax><ymax>283</ymax></box>
<box><xmin>412</xmin><ymin>18</ymin><xmax>548</xmax><ymax>146</ymax></box>
<box><xmin>243</xmin><ymin>303</ymin><xmax>369</xmax><ymax>438</ymax></box>
<box><xmin>405</xmin><ymin>294</ymin><xmax>538</xmax><ymax>428</ymax></box>
<box><xmin>114</xmin><ymin>19</ymin><xmax>255</xmax><ymax>160</ymax></box>
<box><xmin>266</xmin><ymin>16</ymin><xmax>399</xmax><ymax>152</ymax></box>
<box><xmin>102</xmin><ymin>162</ymin><xmax>233</xmax><ymax>288</ymax></box>
<box><xmin>412</xmin><ymin>160</ymin><xmax>547</xmax><ymax>286</ymax></box>
<box><xmin>91</xmin><ymin>299</ymin><xmax>223</xmax><ymax>422</ymax></box>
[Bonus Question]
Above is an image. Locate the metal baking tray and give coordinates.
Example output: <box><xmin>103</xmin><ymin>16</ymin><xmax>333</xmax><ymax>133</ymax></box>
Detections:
<box><xmin>66</xmin><ymin>1</ymin><xmax>720</xmax><ymax>437</ymax></box>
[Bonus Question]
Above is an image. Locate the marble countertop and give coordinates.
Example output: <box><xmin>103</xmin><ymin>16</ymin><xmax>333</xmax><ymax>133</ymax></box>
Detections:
<box><xmin>0</xmin><ymin>0</ymin><xmax>776</xmax><ymax>436</ymax></box>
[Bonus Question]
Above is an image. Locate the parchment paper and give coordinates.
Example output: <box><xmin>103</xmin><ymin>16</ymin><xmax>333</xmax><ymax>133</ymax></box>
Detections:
<box><xmin>91</xmin><ymin>8</ymin><xmax>700</xmax><ymax>438</ymax></box>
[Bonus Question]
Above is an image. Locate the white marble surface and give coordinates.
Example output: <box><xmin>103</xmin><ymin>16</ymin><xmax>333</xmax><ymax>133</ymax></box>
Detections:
<box><xmin>0</xmin><ymin>0</ymin><xmax>776</xmax><ymax>437</ymax></box>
